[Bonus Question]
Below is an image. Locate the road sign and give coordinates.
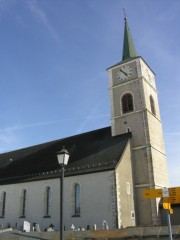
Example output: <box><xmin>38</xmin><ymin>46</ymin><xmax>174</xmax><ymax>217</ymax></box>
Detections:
<box><xmin>162</xmin><ymin>187</ymin><xmax>169</xmax><ymax>197</ymax></box>
<box><xmin>170</xmin><ymin>209</ymin><xmax>173</xmax><ymax>214</ymax></box>
<box><xmin>168</xmin><ymin>187</ymin><xmax>180</xmax><ymax>197</ymax></box>
<box><xmin>163</xmin><ymin>203</ymin><xmax>171</xmax><ymax>210</ymax></box>
<box><xmin>143</xmin><ymin>189</ymin><xmax>162</xmax><ymax>199</ymax></box>
<box><xmin>143</xmin><ymin>186</ymin><xmax>180</xmax><ymax>204</ymax></box>
<box><xmin>163</xmin><ymin>196</ymin><xmax>180</xmax><ymax>204</ymax></box>
<box><xmin>143</xmin><ymin>187</ymin><xmax>176</xmax><ymax>240</ymax></box>
<box><xmin>163</xmin><ymin>204</ymin><xmax>173</xmax><ymax>214</ymax></box>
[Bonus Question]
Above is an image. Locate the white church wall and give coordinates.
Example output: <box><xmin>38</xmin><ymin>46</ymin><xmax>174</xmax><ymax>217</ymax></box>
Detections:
<box><xmin>64</xmin><ymin>171</ymin><xmax>117</xmax><ymax>230</ymax></box>
<box><xmin>0</xmin><ymin>170</ymin><xmax>117</xmax><ymax>230</ymax></box>
<box><xmin>0</xmin><ymin>179</ymin><xmax>60</xmax><ymax>230</ymax></box>
<box><xmin>115</xmin><ymin>140</ymin><xmax>135</xmax><ymax>228</ymax></box>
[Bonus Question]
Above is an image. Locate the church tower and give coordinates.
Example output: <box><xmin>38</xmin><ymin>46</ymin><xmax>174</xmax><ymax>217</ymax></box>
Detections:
<box><xmin>107</xmin><ymin>17</ymin><xmax>169</xmax><ymax>225</ymax></box>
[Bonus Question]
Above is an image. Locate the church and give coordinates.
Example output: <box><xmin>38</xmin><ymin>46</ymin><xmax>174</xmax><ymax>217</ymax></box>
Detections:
<box><xmin>0</xmin><ymin>17</ymin><xmax>169</xmax><ymax>230</ymax></box>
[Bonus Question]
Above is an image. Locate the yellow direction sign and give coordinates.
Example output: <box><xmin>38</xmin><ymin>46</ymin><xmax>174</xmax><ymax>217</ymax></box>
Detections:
<box><xmin>143</xmin><ymin>187</ymin><xmax>180</xmax><ymax>203</ymax></box>
<box><xmin>163</xmin><ymin>203</ymin><xmax>173</xmax><ymax>214</ymax></box>
<box><xmin>163</xmin><ymin>196</ymin><xmax>180</xmax><ymax>204</ymax></box>
<box><xmin>143</xmin><ymin>189</ymin><xmax>162</xmax><ymax>199</ymax></box>
<box><xmin>168</xmin><ymin>187</ymin><xmax>180</xmax><ymax>197</ymax></box>
<box><xmin>170</xmin><ymin>209</ymin><xmax>173</xmax><ymax>214</ymax></box>
<box><xmin>163</xmin><ymin>203</ymin><xmax>171</xmax><ymax>210</ymax></box>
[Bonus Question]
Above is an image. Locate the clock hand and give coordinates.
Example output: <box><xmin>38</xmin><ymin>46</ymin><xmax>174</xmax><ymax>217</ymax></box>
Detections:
<box><xmin>120</xmin><ymin>69</ymin><xmax>128</xmax><ymax>76</ymax></box>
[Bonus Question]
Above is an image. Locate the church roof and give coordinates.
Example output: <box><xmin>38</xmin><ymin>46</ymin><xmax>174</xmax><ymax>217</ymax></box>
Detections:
<box><xmin>0</xmin><ymin>127</ymin><xmax>131</xmax><ymax>185</ymax></box>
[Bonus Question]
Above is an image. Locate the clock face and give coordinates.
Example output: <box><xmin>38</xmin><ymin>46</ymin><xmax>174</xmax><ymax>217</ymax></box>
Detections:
<box><xmin>117</xmin><ymin>65</ymin><xmax>133</xmax><ymax>81</ymax></box>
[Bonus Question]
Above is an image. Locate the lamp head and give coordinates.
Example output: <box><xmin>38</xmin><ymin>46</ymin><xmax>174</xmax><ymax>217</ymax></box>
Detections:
<box><xmin>57</xmin><ymin>147</ymin><xmax>70</xmax><ymax>166</ymax></box>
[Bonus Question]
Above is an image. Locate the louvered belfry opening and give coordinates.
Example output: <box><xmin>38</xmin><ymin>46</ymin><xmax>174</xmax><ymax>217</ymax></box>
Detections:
<box><xmin>122</xmin><ymin>93</ymin><xmax>134</xmax><ymax>114</ymax></box>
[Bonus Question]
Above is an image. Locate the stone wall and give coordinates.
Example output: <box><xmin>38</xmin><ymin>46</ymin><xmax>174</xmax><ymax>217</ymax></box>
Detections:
<box><xmin>0</xmin><ymin>226</ymin><xmax>180</xmax><ymax>240</ymax></box>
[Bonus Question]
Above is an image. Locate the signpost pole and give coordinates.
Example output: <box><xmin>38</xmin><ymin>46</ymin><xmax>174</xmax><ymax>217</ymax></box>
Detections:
<box><xmin>162</xmin><ymin>188</ymin><xmax>173</xmax><ymax>240</ymax></box>
<box><xmin>166</xmin><ymin>210</ymin><xmax>173</xmax><ymax>240</ymax></box>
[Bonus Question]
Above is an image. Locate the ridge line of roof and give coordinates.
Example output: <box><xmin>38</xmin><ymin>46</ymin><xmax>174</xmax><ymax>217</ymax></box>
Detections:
<box><xmin>0</xmin><ymin>126</ymin><xmax>111</xmax><ymax>156</ymax></box>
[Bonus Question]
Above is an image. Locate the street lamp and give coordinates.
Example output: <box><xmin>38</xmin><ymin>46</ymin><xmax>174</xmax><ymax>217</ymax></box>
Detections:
<box><xmin>57</xmin><ymin>147</ymin><xmax>70</xmax><ymax>240</ymax></box>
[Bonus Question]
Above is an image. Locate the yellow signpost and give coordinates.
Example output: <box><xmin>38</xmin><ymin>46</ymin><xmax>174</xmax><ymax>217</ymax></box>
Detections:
<box><xmin>164</xmin><ymin>187</ymin><xmax>180</xmax><ymax>204</ymax></box>
<box><xmin>168</xmin><ymin>187</ymin><xmax>180</xmax><ymax>197</ymax></box>
<box><xmin>143</xmin><ymin>186</ymin><xmax>180</xmax><ymax>218</ymax></box>
<box><xmin>143</xmin><ymin>187</ymin><xmax>180</xmax><ymax>204</ymax></box>
<box><xmin>162</xmin><ymin>203</ymin><xmax>173</xmax><ymax>214</ymax></box>
<box><xmin>143</xmin><ymin>189</ymin><xmax>162</xmax><ymax>199</ymax></box>
<box><xmin>143</xmin><ymin>186</ymin><xmax>180</xmax><ymax>240</ymax></box>
<box><xmin>163</xmin><ymin>203</ymin><xmax>171</xmax><ymax>210</ymax></box>
<box><xmin>170</xmin><ymin>209</ymin><xmax>173</xmax><ymax>215</ymax></box>
<box><xmin>163</xmin><ymin>196</ymin><xmax>180</xmax><ymax>204</ymax></box>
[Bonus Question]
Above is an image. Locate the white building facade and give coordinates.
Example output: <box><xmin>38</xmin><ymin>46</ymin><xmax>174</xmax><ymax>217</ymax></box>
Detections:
<box><xmin>0</xmin><ymin>139</ymin><xmax>135</xmax><ymax>230</ymax></box>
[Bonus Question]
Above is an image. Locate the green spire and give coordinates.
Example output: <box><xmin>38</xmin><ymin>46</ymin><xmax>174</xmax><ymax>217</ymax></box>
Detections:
<box><xmin>122</xmin><ymin>17</ymin><xmax>137</xmax><ymax>61</ymax></box>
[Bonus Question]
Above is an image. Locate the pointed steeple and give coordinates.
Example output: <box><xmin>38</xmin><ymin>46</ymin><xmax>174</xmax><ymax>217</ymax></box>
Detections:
<box><xmin>122</xmin><ymin>16</ymin><xmax>137</xmax><ymax>61</ymax></box>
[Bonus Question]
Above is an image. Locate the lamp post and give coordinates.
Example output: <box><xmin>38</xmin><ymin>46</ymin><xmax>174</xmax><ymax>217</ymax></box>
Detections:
<box><xmin>57</xmin><ymin>147</ymin><xmax>70</xmax><ymax>240</ymax></box>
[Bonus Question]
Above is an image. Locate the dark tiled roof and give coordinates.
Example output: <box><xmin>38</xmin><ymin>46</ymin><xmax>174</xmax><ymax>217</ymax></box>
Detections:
<box><xmin>0</xmin><ymin>127</ymin><xmax>131</xmax><ymax>184</ymax></box>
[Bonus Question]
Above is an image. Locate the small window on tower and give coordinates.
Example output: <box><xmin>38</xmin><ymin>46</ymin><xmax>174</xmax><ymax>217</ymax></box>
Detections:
<box><xmin>122</xmin><ymin>93</ymin><xmax>134</xmax><ymax>114</ymax></box>
<box><xmin>150</xmin><ymin>95</ymin><xmax>156</xmax><ymax>115</ymax></box>
<box><xmin>131</xmin><ymin>211</ymin><xmax>135</xmax><ymax>219</ymax></box>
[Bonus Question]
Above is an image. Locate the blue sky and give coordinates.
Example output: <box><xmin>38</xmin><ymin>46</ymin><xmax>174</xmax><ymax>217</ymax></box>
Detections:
<box><xmin>0</xmin><ymin>0</ymin><xmax>179</xmax><ymax>186</ymax></box>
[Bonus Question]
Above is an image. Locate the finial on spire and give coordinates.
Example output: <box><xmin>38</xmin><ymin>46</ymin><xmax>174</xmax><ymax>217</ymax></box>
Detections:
<box><xmin>123</xmin><ymin>8</ymin><xmax>127</xmax><ymax>21</ymax></box>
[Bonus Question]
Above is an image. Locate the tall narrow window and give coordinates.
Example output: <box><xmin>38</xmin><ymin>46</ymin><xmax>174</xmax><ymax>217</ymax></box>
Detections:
<box><xmin>74</xmin><ymin>183</ymin><xmax>80</xmax><ymax>216</ymax></box>
<box><xmin>45</xmin><ymin>186</ymin><xmax>51</xmax><ymax>217</ymax></box>
<box><xmin>150</xmin><ymin>95</ymin><xmax>156</xmax><ymax>115</ymax></box>
<box><xmin>0</xmin><ymin>191</ymin><xmax>6</xmax><ymax>218</ymax></box>
<box><xmin>122</xmin><ymin>93</ymin><xmax>134</xmax><ymax>114</ymax></box>
<box><xmin>20</xmin><ymin>189</ymin><xmax>26</xmax><ymax>217</ymax></box>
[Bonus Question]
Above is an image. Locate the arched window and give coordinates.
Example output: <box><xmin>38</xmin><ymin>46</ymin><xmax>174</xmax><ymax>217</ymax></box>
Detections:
<box><xmin>20</xmin><ymin>189</ymin><xmax>26</xmax><ymax>217</ymax></box>
<box><xmin>74</xmin><ymin>183</ymin><xmax>80</xmax><ymax>216</ymax></box>
<box><xmin>45</xmin><ymin>186</ymin><xmax>51</xmax><ymax>216</ymax></box>
<box><xmin>122</xmin><ymin>93</ymin><xmax>134</xmax><ymax>114</ymax></box>
<box><xmin>0</xmin><ymin>191</ymin><xmax>6</xmax><ymax>217</ymax></box>
<box><xmin>150</xmin><ymin>95</ymin><xmax>156</xmax><ymax>115</ymax></box>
